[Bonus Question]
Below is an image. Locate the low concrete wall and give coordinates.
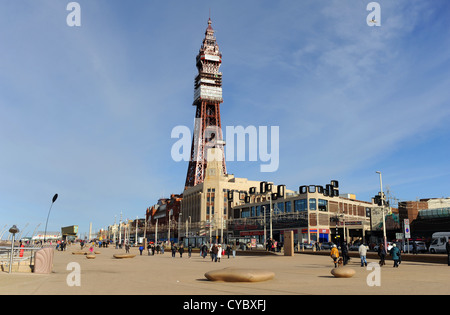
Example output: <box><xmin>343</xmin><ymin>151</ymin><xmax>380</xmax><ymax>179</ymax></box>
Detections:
<box><xmin>296</xmin><ymin>250</ymin><xmax>448</xmax><ymax>264</ymax></box>
<box><xmin>1</xmin><ymin>261</ymin><xmax>33</xmax><ymax>273</ymax></box>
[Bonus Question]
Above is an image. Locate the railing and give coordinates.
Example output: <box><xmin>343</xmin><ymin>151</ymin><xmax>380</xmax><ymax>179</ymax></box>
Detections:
<box><xmin>0</xmin><ymin>245</ymin><xmax>48</xmax><ymax>272</ymax></box>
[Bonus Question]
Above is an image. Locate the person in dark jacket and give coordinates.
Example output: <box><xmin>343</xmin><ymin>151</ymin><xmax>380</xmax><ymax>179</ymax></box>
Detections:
<box><xmin>201</xmin><ymin>244</ymin><xmax>208</xmax><ymax>258</ymax></box>
<box><xmin>390</xmin><ymin>243</ymin><xmax>401</xmax><ymax>267</ymax></box>
<box><xmin>178</xmin><ymin>244</ymin><xmax>184</xmax><ymax>258</ymax></box>
<box><xmin>378</xmin><ymin>243</ymin><xmax>386</xmax><ymax>266</ymax></box>
<box><xmin>226</xmin><ymin>244</ymin><xmax>231</xmax><ymax>259</ymax></box>
<box><xmin>171</xmin><ymin>243</ymin><xmax>177</xmax><ymax>258</ymax></box>
<box><xmin>212</xmin><ymin>244</ymin><xmax>219</xmax><ymax>262</ymax></box>
<box><xmin>412</xmin><ymin>241</ymin><xmax>418</xmax><ymax>255</ymax></box>
<box><xmin>342</xmin><ymin>242</ymin><xmax>349</xmax><ymax>265</ymax></box>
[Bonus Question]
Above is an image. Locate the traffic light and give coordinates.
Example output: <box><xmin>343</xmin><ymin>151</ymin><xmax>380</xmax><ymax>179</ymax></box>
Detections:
<box><xmin>374</xmin><ymin>195</ymin><xmax>382</xmax><ymax>206</ymax></box>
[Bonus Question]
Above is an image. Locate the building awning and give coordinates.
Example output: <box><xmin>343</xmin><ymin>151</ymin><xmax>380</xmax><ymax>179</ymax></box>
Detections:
<box><xmin>419</xmin><ymin>207</ymin><xmax>450</xmax><ymax>219</ymax></box>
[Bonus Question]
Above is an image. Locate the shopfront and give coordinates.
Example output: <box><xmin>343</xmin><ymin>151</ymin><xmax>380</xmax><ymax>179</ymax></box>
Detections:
<box><xmin>301</xmin><ymin>228</ymin><xmax>329</xmax><ymax>244</ymax></box>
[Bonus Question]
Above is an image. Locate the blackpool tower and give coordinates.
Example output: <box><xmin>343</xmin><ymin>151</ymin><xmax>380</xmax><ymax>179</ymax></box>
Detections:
<box><xmin>185</xmin><ymin>18</ymin><xmax>227</xmax><ymax>188</ymax></box>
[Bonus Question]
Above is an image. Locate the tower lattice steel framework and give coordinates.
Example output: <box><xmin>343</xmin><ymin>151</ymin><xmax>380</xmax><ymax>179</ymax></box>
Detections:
<box><xmin>185</xmin><ymin>18</ymin><xmax>227</xmax><ymax>188</ymax></box>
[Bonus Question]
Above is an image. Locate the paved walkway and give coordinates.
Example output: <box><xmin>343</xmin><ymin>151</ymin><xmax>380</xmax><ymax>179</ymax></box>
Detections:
<box><xmin>1</xmin><ymin>245</ymin><xmax>449</xmax><ymax>295</ymax></box>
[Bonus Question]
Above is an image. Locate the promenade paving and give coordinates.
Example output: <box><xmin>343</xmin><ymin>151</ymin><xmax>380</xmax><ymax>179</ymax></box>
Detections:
<box><xmin>1</xmin><ymin>245</ymin><xmax>449</xmax><ymax>295</ymax></box>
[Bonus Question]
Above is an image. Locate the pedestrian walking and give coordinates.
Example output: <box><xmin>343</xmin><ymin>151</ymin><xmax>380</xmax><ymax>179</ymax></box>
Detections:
<box><xmin>378</xmin><ymin>243</ymin><xmax>386</xmax><ymax>266</ymax></box>
<box><xmin>212</xmin><ymin>244</ymin><xmax>219</xmax><ymax>262</ymax></box>
<box><xmin>226</xmin><ymin>244</ymin><xmax>231</xmax><ymax>259</ymax></box>
<box><xmin>217</xmin><ymin>244</ymin><xmax>222</xmax><ymax>262</ymax></box>
<box><xmin>188</xmin><ymin>244</ymin><xmax>192</xmax><ymax>258</ymax></box>
<box><xmin>202</xmin><ymin>244</ymin><xmax>208</xmax><ymax>258</ymax></box>
<box><xmin>412</xmin><ymin>241</ymin><xmax>418</xmax><ymax>255</ymax></box>
<box><xmin>139</xmin><ymin>245</ymin><xmax>144</xmax><ymax>256</ymax></box>
<box><xmin>390</xmin><ymin>243</ymin><xmax>401</xmax><ymax>267</ymax></box>
<box><xmin>358</xmin><ymin>243</ymin><xmax>368</xmax><ymax>267</ymax></box>
<box><xmin>342</xmin><ymin>241</ymin><xmax>349</xmax><ymax>265</ymax></box>
<box><xmin>171</xmin><ymin>243</ymin><xmax>177</xmax><ymax>258</ymax></box>
<box><xmin>330</xmin><ymin>244</ymin><xmax>339</xmax><ymax>268</ymax></box>
<box><xmin>232</xmin><ymin>242</ymin><xmax>237</xmax><ymax>258</ymax></box>
<box><xmin>179</xmin><ymin>244</ymin><xmax>184</xmax><ymax>258</ymax></box>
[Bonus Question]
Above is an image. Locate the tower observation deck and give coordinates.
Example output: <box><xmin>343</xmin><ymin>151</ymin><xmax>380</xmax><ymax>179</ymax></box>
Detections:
<box><xmin>185</xmin><ymin>18</ymin><xmax>227</xmax><ymax>188</ymax></box>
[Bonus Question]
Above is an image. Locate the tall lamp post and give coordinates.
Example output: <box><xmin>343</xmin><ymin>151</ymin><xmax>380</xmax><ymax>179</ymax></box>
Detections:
<box><xmin>44</xmin><ymin>194</ymin><xmax>58</xmax><ymax>243</ymax></box>
<box><xmin>376</xmin><ymin>171</ymin><xmax>387</xmax><ymax>251</ymax></box>
<box><xmin>8</xmin><ymin>225</ymin><xmax>19</xmax><ymax>273</ymax></box>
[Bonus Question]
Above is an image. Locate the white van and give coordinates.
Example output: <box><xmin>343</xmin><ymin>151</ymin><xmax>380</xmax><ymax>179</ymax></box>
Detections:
<box><xmin>429</xmin><ymin>232</ymin><xmax>450</xmax><ymax>254</ymax></box>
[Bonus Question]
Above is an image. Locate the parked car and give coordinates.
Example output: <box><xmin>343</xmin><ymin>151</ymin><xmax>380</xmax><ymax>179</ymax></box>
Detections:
<box><xmin>300</xmin><ymin>243</ymin><xmax>313</xmax><ymax>250</ymax></box>
<box><xmin>349</xmin><ymin>243</ymin><xmax>361</xmax><ymax>251</ymax></box>
<box><xmin>349</xmin><ymin>243</ymin><xmax>368</xmax><ymax>251</ymax></box>
<box><xmin>373</xmin><ymin>242</ymin><xmax>394</xmax><ymax>252</ymax></box>
<box><xmin>320</xmin><ymin>242</ymin><xmax>334</xmax><ymax>250</ymax></box>
<box><xmin>429</xmin><ymin>232</ymin><xmax>450</xmax><ymax>254</ymax></box>
<box><xmin>255</xmin><ymin>243</ymin><xmax>264</xmax><ymax>250</ymax></box>
<box><xmin>403</xmin><ymin>241</ymin><xmax>427</xmax><ymax>253</ymax></box>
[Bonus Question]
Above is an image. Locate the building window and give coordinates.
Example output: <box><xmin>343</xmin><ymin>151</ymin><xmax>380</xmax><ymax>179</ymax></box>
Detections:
<box><xmin>294</xmin><ymin>199</ymin><xmax>307</xmax><ymax>212</ymax></box>
<box><xmin>309</xmin><ymin>198</ymin><xmax>317</xmax><ymax>211</ymax></box>
<box><xmin>242</xmin><ymin>208</ymin><xmax>250</xmax><ymax>218</ymax></box>
<box><xmin>285</xmin><ymin>201</ymin><xmax>292</xmax><ymax>213</ymax></box>
<box><xmin>261</xmin><ymin>204</ymin><xmax>269</xmax><ymax>217</ymax></box>
<box><xmin>276</xmin><ymin>202</ymin><xmax>284</xmax><ymax>214</ymax></box>
<box><xmin>318</xmin><ymin>199</ymin><xmax>328</xmax><ymax>212</ymax></box>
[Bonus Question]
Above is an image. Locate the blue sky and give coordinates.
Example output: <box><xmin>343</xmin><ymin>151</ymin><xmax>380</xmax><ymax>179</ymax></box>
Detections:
<box><xmin>1</xmin><ymin>0</ymin><xmax>449</xmax><ymax>238</ymax></box>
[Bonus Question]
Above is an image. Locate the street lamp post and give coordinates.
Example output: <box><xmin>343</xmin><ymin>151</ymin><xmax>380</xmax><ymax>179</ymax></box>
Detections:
<box><xmin>376</xmin><ymin>171</ymin><xmax>388</xmax><ymax>251</ymax></box>
<box><xmin>135</xmin><ymin>216</ymin><xmax>138</xmax><ymax>246</ymax></box>
<box><xmin>44</xmin><ymin>194</ymin><xmax>58</xmax><ymax>244</ymax></box>
<box><xmin>8</xmin><ymin>225</ymin><xmax>19</xmax><ymax>273</ymax></box>
<box><xmin>155</xmin><ymin>219</ymin><xmax>158</xmax><ymax>245</ymax></box>
<box><xmin>268</xmin><ymin>193</ymin><xmax>273</xmax><ymax>241</ymax></box>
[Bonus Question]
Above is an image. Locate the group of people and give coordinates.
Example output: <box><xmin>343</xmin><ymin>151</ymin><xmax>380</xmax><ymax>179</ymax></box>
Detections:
<box><xmin>199</xmin><ymin>243</ymin><xmax>237</xmax><ymax>262</ymax></box>
<box><xmin>266</xmin><ymin>238</ymin><xmax>282</xmax><ymax>252</ymax></box>
<box><xmin>55</xmin><ymin>240</ymin><xmax>67</xmax><ymax>251</ymax></box>
<box><xmin>170</xmin><ymin>243</ymin><xmax>193</xmax><ymax>258</ymax></box>
<box><xmin>145</xmin><ymin>243</ymin><xmax>165</xmax><ymax>255</ymax></box>
<box><xmin>330</xmin><ymin>242</ymin><xmax>402</xmax><ymax>268</ymax></box>
<box><xmin>133</xmin><ymin>241</ymin><xmax>239</xmax><ymax>260</ymax></box>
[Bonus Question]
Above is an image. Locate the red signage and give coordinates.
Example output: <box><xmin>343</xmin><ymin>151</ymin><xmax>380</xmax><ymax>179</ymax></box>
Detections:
<box><xmin>240</xmin><ymin>231</ymin><xmax>264</xmax><ymax>236</ymax></box>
